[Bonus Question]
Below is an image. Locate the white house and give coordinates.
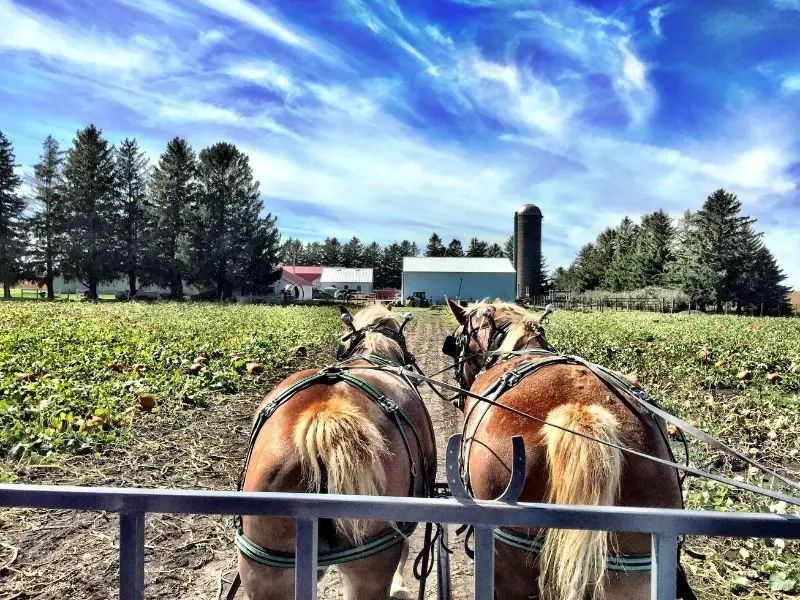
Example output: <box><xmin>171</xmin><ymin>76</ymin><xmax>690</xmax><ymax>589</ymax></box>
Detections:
<box><xmin>266</xmin><ymin>268</ymin><xmax>314</xmax><ymax>301</ymax></box>
<box><xmin>401</xmin><ymin>257</ymin><xmax>516</xmax><ymax>303</ymax></box>
<box><xmin>318</xmin><ymin>267</ymin><xmax>374</xmax><ymax>294</ymax></box>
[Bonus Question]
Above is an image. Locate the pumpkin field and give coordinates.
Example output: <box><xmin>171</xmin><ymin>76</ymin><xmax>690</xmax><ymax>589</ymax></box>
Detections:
<box><xmin>0</xmin><ymin>302</ymin><xmax>798</xmax><ymax>598</ymax></box>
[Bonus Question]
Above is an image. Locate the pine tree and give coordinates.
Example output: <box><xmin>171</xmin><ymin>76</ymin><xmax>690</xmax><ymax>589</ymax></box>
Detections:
<box><xmin>280</xmin><ymin>237</ymin><xmax>305</xmax><ymax>266</ymax></box>
<box><xmin>361</xmin><ymin>241</ymin><xmax>382</xmax><ymax>270</ymax></box>
<box><xmin>28</xmin><ymin>135</ymin><xmax>65</xmax><ymax>300</ymax></box>
<box><xmin>61</xmin><ymin>124</ymin><xmax>121</xmax><ymax>300</ymax></box>
<box><xmin>425</xmin><ymin>233</ymin><xmax>446</xmax><ymax>257</ymax></box>
<box><xmin>593</xmin><ymin>228</ymin><xmax>616</xmax><ymax>289</ymax></box>
<box><xmin>669</xmin><ymin>210</ymin><xmax>719</xmax><ymax>307</ymax></box>
<box><xmin>116</xmin><ymin>138</ymin><xmax>150</xmax><ymax>297</ymax></box>
<box><xmin>446</xmin><ymin>239</ymin><xmax>464</xmax><ymax>257</ymax></box>
<box><xmin>304</xmin><ymin>241</ymin><xmax>323</xmax><ymax>265</ymax></box>
<box><xmin>341</xmin><ymin>236</ymin><xmax>364</xmax><ymax>267</ymax></box>
<box><xmin>0</xmin><ymin>130</ymin><xmax>26</xmax><ymax>299</ymax></box>
<box><xmin>605</xmin><ymin>217</ymin><xmax>640</xmax><ymax>291</ymax></box>
<box><xmin>322</xmin><ymin>237</ymin><xmax>342</xmax><ymax>266</ymax></box>
<box><xmin>147</xmin><ymin>137</ymin><xmax>198</xmax><ymax>299</ymax></box>
<box><xmin>240</xmin><ymin>212</ymin><xmax>281</xmax><ymax>295</ymax></box>
<box><xmin>503</xmin><ymin>236</ymin><xmax>514</xmax><ymax>260</ymax></box>
<box><xmin>466</xmin><ymin>238</ymin><xmax>488</xmax><ymax>257</ymax></box>
<box><xmin>485</xmin><ymin>243</ymin><xmax>504</xmax><ymax>258</ymax></box>
<box><xmin>378</xmin><ymin>243</ymin><xmax>402</xmax><ymax>289</ymax></box>
<box><xmin>399</xmin><ymin>240</ymin><xmax>419</xmax><ymax>259</ymax></box>
<box><xmin>631</xmin><ymin>210</ymin><xmax>675</xmax><ymax>288</ymax></box>
<box><xmin>191</xmin><ymin>142</ymin><xmax>269</xmax><ymax>299</ymax></box>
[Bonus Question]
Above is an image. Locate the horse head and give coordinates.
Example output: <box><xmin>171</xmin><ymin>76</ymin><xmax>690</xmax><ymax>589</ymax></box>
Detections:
<box><xmin>442</xmin><ymin>296</ymin><xmax>553</xmax><ymax>394</ymax></box>
<box><xmin>337</xmin><ymin>304</ymin><xmax>414</xmax><ymax>365</ymax></box>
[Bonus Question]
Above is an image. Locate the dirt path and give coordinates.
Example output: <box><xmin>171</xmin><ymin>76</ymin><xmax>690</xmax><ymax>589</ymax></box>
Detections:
<box><xmin>0</xmin><ymin>308</ymin><xmax>471</xmax><ymax>599</ymax></box>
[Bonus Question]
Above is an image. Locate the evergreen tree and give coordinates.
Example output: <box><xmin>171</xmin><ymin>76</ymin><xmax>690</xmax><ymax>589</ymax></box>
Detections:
<box><xmin>341</xmin><ymin>236</ymin><xmax>364</xmax><ymax>267</ymax></box>
<box><xmin>605</xmin><ymin>217</ymin><xmax>640</xmax><ymax>291</ymax></box>
<box><xmin>191</xmin><ymin>142</ymin><xmax>270</xmax><ymax>299</ymax></box>
<box><xmin>28</xmin><ymin>135</ymin><xmax>65</xmax><ymax>300</ymax></box>
<box><xmin>572</xmin><ymin>244</ymin><xmax>602</xmax><ymax>291</ymax></box>
<box><xmin>240</xmin><ymin>212</ymin><xmax>281</xmax><ymax>295</ymax></box>
<box><xmin>504</xmin><ymin>236</ymin><xmax>514</xmax><ymax>260</ymax></box>
<box><xmin>593</xmin><ymin>228</ymin><xmax>617</xmax><ymax>289</ymax></box>
<box><xmin>361</xmin><ymin>241</ymin><xmax>382</xmax><ymax>270</ymax></box>
<box><xmin>743</xmin><ymin>246</ymin><xmax>789</xmax><ymax>314</ymax></box>
<box><xmin>280</xmin><ymin>237</ymin><xmax>305</xmax><ymax>266</ymax></box>
<box><xmin>632</xmin><ymin>210</ymin><xmax>675</xmax><ymax>288</ymax></box>
<box><xmin>322</xmin><ymin>237</ymin><xmax>342</xmax><ymax>266</ymax></box>
<box><xmin>668</xmin><ymin>210</ymin><xmax>719</xmax><ymax>307</ymax></box>
<box><xmin>486</xmin><ymin>243</ymin><xmax>504</xmax><ymax>258</ymax></box>
<box><xmin>425</xmin><ymin>233</ymin><xmax>446</xmax><ymax>257</ymax></box>
<box><xmin>61</xmin><ymin>124</ymin><xmax>121</xmax><ymax>300</ymax></box>
<box><xmin>446</xmin><ymin>238</ymin><xmax>464</xmax><ymax>257</ymax></box>
<box><xmin>0</xmin><ymin>130</ymin><xmax>26</xmax><ymax>299</ymax></box>
<box><xmin>539</xmin><ymin>258</ymin><xmax>551</xmax><ymax>293</ymax></box>
<box><xmin>466</xmin><ymin>237</ymin><xmax>488</xmax><ymax>257</ymax></box>
<box><xmin>378</xmin><ymin>243</ymin><xmax>402</xmax><ymax>289</ymax></box>
<box><xmin>399</xmin><ymin>240</ymin><xmax>419</xmax><ymax>259</ymax></box>
<box><xmin>304</xmin><ymin>241</ymin><xmax>323</xmax><ymax>265</ymax></box>
<box><xmin>147</xmin><ymin>137</ymin><xmax>198</xmax><ymax>299</ymax></box>
<box><xmin>115</xmin><ymin>138</ymin><xmax>150</xmax><ymax>297</ymax></box>
<box><xmin>551</xmin><ymin>266</ymin><xmax>569</xmax><ymax>290</ymax></box>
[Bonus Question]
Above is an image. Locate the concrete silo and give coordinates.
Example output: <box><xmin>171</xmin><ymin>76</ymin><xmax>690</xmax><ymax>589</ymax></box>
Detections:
<box><xmin>513</xmin><ymin>204</ymin><xmax>543</xmax><ymax>300</ymax></box>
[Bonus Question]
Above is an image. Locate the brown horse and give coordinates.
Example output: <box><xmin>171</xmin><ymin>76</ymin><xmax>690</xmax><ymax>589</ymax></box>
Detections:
<box><xmin>235</xmin><ymin>304</ymin><xmax>436</xmax><ymax>600</ymax></box>
<box><xmin>443</xmin><ymin>297</ymin><xmax>683</xmax><ymax>600</ymax></box>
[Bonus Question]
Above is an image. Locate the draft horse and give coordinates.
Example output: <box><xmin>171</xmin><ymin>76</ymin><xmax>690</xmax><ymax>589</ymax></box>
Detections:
<box><xmin>443</xmin><ymin>297</ymin><xmax>686</xmax><ymax>600</ymax></box>
<box><xmin>233</xmin><ymin>304</ymin><xmax>436</xmax><ymax>600</ymax></box>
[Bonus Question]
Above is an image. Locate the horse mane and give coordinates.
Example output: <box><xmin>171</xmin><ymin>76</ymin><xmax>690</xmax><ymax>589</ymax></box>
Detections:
<box><xmin>349</xmin><ymin>304</ymin><xmax>405</xmax><ymax>364</ymax></box>
<box><xmin>466</xmin><ymin>299</ymin><xmax>543</xmax><ymax>353</ymax></box>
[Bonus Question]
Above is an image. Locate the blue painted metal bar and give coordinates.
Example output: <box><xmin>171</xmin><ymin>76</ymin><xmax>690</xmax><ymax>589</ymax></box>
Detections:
<box><xmin>295</xmin><ymin>518</ymin><xmax>318</xmax><ymax>600</ymax></box>
<box><xmin>651</xmin><ymin>533</ymin><xmax>677</xmax><ymax>600</ymax></box>
<box><xmin>473</xmin><ymin>526</ymin><xmax>494</xmax><ymax>600</ymax></box>
<box><xmin>1</xmin><ymin>484</ymin><xmax>798</xmax><ymax>539</ymax></box>
<box><xmin>119</xmin><ymin>511</ymin><xmax>144</xmax><ymax>600</ymax></box>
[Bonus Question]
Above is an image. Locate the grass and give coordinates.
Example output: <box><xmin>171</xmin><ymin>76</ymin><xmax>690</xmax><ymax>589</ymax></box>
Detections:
<box><xmin>0</xmin><ymin>302</ymin><xmax>341</xmax><ymax>464</ymax></box>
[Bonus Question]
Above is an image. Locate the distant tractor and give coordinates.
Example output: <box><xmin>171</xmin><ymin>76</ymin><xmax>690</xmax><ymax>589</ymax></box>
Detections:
<box><xmin>407</xmin><ymin>292</ymin><xmax>430</xmax><ymax>308</ymax></box>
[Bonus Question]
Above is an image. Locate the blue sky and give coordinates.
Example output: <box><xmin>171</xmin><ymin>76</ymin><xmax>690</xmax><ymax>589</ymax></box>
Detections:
<box><xmin>1</xmin><ymin>0</ymin><xmax>798</xmax><ymax>288</ymax></box>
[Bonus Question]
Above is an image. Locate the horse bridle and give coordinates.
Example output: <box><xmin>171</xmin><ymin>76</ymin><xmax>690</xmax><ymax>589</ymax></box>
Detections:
<box><xmin>337</xmin><ymin>312</ymin><xmax>416</xmax><ymax>366</ymax></box>
<box><xmin>441</xmin><ymin>309</ymin><xmax>511</xmax><ymax>404</ymax></box>
<box><xmin>442</xmin><ymin>306</ymin><xmax>555</xmax><ymax>406</ymax></box>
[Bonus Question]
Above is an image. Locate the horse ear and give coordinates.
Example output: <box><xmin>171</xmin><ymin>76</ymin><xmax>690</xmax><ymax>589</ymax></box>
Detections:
<box><xmin>338</xmin><ymin>304</ymin><xmax>352</xmax><ymax>318</ymax></box>
<box><xmin>444</xmin><ymin>295</ymin><xmax>467</xmax><ymax>325</ymax></box>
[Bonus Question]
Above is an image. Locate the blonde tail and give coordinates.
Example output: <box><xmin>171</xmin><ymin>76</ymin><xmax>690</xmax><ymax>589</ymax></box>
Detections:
<box><xmin>293</xmin><ymin>397</ymin><xmax>390</xmax><ymax>544</ymax></box>
<box><xmin>539</xmin><ymin>403</ymin><xmax>624</xmax><ymax>600</ymax></box>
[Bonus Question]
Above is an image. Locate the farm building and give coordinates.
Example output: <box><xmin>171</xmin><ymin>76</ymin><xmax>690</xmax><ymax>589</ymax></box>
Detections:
<box><xmin>401</xmin><ymin>257</ymin><xmax>516</xmax><ymax>304</ymax></box>
<box><xmin>789</xmin><ymin>291</ymin><xmax>800</xmax><ymax>315</ymax></box>
<box><xmin>264</xmin><ymin>268</ymin><xmax>314</xmax><ymax>301</ymax></box>
<box><xmin>279</xmin><ymin>266</ymin><xmax>323</xmax><ymax>287</ymax></box>
<box><xmin>318</xmin><ymin>267</ymin><xmax>374</xmax><ymax>294</ymax></box>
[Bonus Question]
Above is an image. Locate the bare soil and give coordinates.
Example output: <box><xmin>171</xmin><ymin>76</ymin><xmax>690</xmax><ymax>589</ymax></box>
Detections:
<box><xmin>0</xmin><ymin>309</ymin><xmax>470</xmax><ymax>599</ymax></box>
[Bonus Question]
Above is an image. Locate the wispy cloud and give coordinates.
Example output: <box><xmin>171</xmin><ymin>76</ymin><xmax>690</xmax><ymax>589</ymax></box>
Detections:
<box><xmin>1</xmin><ymin>0</ymin><xmax>798</xmax><ymax>287</ymax></box>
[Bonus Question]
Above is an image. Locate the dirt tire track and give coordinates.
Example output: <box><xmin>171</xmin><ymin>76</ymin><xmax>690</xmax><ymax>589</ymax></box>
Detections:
<box><xmin>0</xmin><ymin>308</ymin><xmax>471</xmax><ymax>599</ymax></box>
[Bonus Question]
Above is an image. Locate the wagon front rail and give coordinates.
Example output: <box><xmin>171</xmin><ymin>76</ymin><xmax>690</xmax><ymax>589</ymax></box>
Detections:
<box><xmin>1</xmin><ymin>483</ymin><xmax>799</xmax><ymax>600</ymax></box>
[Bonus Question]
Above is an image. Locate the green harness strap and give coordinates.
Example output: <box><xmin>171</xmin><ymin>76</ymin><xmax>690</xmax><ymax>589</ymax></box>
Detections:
<box><xmin>493</xmin><ymin>528</ymin><xmax>652</xmax><ymax>571</ymax></box>
<box><xmin>235</xmin><ymin>354</ymin><xmax>426</xmax><ymax>569</ymax></box>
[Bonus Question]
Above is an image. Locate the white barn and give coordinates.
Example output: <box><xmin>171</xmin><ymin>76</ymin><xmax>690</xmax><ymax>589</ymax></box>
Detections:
<box><xmin>319</xmin><ymin>267</ymin><xmax>374</xmax><ymax>294</ymax></box>
<box><xmin>401</xmin><ymin>257</ymin><xmax>516</xmax><ymax>303</ymax></box>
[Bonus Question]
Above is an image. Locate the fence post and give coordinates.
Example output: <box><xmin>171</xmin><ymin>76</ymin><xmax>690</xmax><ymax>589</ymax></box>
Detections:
<box><xmin>120</xmin><ymin>511</ymin><xmax>145</xmax><ymax>600</ymax></box>
<box><xmin>474</xmin><ymin>525</ymin><xmax>495</xmax><ymax>600</ymax></box>
<box><xmin>295</xmin><ymin>518</ymin><xmax>318</xmax><ymax>600</ymax></box>
<box><xmin>651</xmin><ymin>533</ymin><xmax>677</xmax><ymax>600</ymax></box>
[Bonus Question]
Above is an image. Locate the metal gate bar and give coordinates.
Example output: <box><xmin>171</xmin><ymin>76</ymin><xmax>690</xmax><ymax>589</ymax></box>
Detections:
<box><xmin>2</xmin><ymin>483</ymin><xmax>798</xmax><ymax>600</ymax></box>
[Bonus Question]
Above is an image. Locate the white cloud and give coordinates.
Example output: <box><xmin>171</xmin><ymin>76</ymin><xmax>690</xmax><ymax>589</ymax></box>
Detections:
<box><xmin>619</xmin><ymin>39</ymin><xmax>647</xmax><ymax>88</ymax></box>
<box><xmin>0</xmin><ymin>0</ymin><xmax>167</xmax><ymax>75</ymax></box>
<box><xmin>113</xmin><ymin>0</ymin><xmax>186</xmax><ymax>22</ymax></box>
<box><xmin>782</xmin><ymin>74</ymin><xmax>800</xmax><ymax>92</ymax></box>
<box><xmin>197</xmin><ymin>0</ymin><xmax>314</xmax><ymax>50</ymax></box>
<box><xmin>198</xmin><ymin>30</ymin><xmax>226</xmax><ymax>46</ymax></box>
<box><xmin>225</xmin><ymin>60</ymin><xmax>295</xmax><ymax>95</ymax></box>
<box><xmin>648</xmin><ymin>5</ymin><xmax>669</xmax><ymax>37</ymax></box>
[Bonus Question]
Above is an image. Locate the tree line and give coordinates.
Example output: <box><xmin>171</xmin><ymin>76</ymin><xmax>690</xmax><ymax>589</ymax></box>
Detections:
<box><xmin>279</xmin><ymin>233</ymin><xmax>517</xmax><ymax>289</ymax></box>
<box><xmin>552</xmin><ymin>189</ymin><xmax>789</xmax><ymax>314</ymax></box>
<box><xmin>0</xmin><ymin>127</ymin><xmax>280</xmax><ymax>300</ymax></box>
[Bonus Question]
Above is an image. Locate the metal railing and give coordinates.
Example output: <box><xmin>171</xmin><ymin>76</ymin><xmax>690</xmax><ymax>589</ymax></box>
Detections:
<box><xmin>2</xmin><ymin>483</ymin><xmax>799</xmax><ymax>600</ymax></box>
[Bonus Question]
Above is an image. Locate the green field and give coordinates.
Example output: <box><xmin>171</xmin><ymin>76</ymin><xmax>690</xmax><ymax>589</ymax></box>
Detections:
<box><xmin>0</xmin><ymin>303</ymin><xmax>341</xmax><ymax>463</ymax></box>
<box><xmin>1</xmin><ymin>303</ymin><xmax>798</xmax><ymax>596</ymax></box>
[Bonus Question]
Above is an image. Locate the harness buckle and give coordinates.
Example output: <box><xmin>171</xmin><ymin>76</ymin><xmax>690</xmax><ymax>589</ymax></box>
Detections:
<box><xmin>502</xmin><ymin>371</ymin><xmax>521</xmax><ymax>388</ymax></box>
<box><xmin>378</xmin><ymin>397</ymin><xmax>399</xmax><ymax>412</ymax></box>
<box><xmin>321</xmin><ymin>366</ymin><xmax>343</xmax><ymax>379</ymax></box>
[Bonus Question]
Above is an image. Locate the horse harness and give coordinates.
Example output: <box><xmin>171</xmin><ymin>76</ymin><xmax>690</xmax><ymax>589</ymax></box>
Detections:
<box><xmin>231</xmin><ymin>353</ymin><xmax>430</xmax><ymax>584</ymax></box>
<box><xmin>453</xmin><ymin>346</ymin><xmax>698</xmax><ymax>598</ymax></box>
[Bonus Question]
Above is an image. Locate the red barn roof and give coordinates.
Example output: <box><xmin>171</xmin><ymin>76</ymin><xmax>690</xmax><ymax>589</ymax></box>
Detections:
<box><xmin>280</xmin><ymin>265</ymin><xmax>322</xmax><ymax>285</ymax></box>
<box><xmin>277</xmin><ymin>268</ymin><xmax>312</xmax><ymax>287</ymax></box>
